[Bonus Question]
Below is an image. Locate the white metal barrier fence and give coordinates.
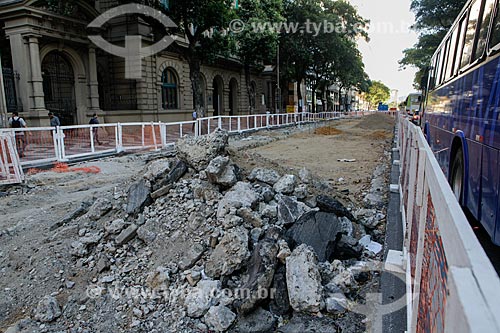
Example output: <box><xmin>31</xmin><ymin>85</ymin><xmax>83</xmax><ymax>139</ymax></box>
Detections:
<box><xmin>0</xmin><ymin>111</ymin><xmax>351</xmax><ymax>171</ymax></box>
<box><xmin>0</xmin><ymin>133</ymin><xmax>24</xmax><ymax>185</ymax></box>
<box><xmin>398</xmin><ymin>115</ymin><xmax>500</xmax><ymax>332</ymax></box>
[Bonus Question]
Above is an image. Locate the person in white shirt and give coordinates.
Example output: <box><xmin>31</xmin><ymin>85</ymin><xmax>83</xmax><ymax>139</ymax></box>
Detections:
<box><xmin>8</xmin><ymin>111</ymin><xmax>27</xmax><ymax>157</ymax></box>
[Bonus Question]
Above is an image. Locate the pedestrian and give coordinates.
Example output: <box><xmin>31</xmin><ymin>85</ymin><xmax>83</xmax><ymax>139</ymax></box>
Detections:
<box><xmin>8</xmin><ymin>111</ymin><xmax>27</xmax><ymax>157</ymax></box>
<box><xmin>48</xmin><ymin>112</ymin><xmax>60</xmax><ymax>127</ymax></box>
<box><xmin>192</xmin><ymin>110</ymin><xmax>197</xmax><ymax>133</ymax></box>
<box><xmin>89</xmin><ymin>113</ymin><xmax>102</xmax><ymax>145</ymax></box>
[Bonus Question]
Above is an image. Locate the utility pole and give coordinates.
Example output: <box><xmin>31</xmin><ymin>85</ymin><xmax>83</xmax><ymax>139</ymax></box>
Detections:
<box><xmin>276</xmin><ymin>40</ymin><xmax>281</xmax><ymax>114</ymax></box>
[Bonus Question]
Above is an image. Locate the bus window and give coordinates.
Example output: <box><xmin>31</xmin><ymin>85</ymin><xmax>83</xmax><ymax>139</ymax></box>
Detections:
<box><xmin>461</xmin><ymin>0</ymin><xmax>482</xmax><ymax>68</ymax></box>
<box><xmin>474</xmin><ymin>0</ymin><xmax>496</xmax><ymax>60</ymax></box>
<box><xmin>455</xmin><ymin>15</ymin><xmax>468</xmax><ymax>74</ymax></box>
<box><xmin>441</xmin><ymin>38</ymin><xmax>451</xmax><ymax>83</ymax></box>
<box><xmin>435</xmin><ymin>50</ymin><xmax>443</xmax><ymax>86</ymax></box>
<box><xmin>445</xmin><ymin>28</ymin><xmax>459</xmax><ymax>80</ymax></box>
<box><xmin>491</xmin><ymin>0</ymin><xmax>500</xmax><ymax>50</ymax></box>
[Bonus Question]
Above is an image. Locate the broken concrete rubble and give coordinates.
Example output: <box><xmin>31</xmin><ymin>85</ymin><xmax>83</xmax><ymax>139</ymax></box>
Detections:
<box><xmin>205</xmin><ymin>226</ymin><xmax>250</xmax><ymax>278</ymax></box>
<box><xmin>273</xmin><ymin>174</ymin><xmax>297</xmax><ymax>194</ymax></box>
<box><xmin>87</xmin><ymin>198</ymin><xmax>112</xmax><ymax>220</ymax></box>
<box><xmin>316</xmin><ymin>194</ymin><xmax>355</xmax><ymax>221</ymax></box>
<box><xmin>115</xmin><ymin>224</ymin><xmax>138</xmax><ymax>245</ymax></box>
<box><xmin>204</xmin><ymin>305</ymin><xmax>237</xmax><ymax>332</ymax></box>
<box><xmin>185</xmin><ymin>280</ymin><xmax>221</xmax><ymax>318</ymax></box>
<box><xmin>176</xmin><ymin>128</ymin><xmax>229</xmax><ymax>171</ymax></box>
<box><xmin>217</xmin><ymin>182</ymin><xmax>259</xmax><ymax>218</ymax></box>
<box><xmin>205</xmin><ymin>156</ymin><xmax>239</xmax><ymax>188</ymax></box>
<box><xmin>286</xmin><ymin>211</ymin><xmax>343</xmax><ymax>262</ymax></box>
<box><xmin>33</xmin><ymin>296</ymin><xmax>61</xmax><ymax>323</ymax></box>
<box><xmin>247</xmin><ymin>167</ymin><xmax>281</xmax><ymax>185</ymax></box>
<box><xmin>126</xmin><ymin>180</ymin><xmax>152</xmax><ymax>214</ymax></box>
<box><xmin>235</xmin><ymin>235</ymin><xmax>279</xmax><ymax>314</ymax></box>
<box><xmin>276</xmin><ymin>194</ymin><xmax>311</xmax><ymax>226</ymax></box>
<box><xmin>285</xmin><ymin>244</ymin><xmax>323</xmax><ymax>313</ymax></box>
<box><xmin>3</xmin><ymin>125</ymin><xmax>391</xmax><ymax>333</ymax></box>
<box><xmin>232</xmin><ymin>307</ymin><xmax>277</xmax><ymax>333</ymax></box>
<box><xmin>178</xmin><ymin>242</ymin><xmax>206</xmax><ymax>270</ymax></box>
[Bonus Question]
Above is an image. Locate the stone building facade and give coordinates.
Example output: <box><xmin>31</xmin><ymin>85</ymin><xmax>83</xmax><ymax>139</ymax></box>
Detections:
<box><xmin>0</xmin><ymin>0</ymin><xmax>276</xmax><ymax>127</ymax></box>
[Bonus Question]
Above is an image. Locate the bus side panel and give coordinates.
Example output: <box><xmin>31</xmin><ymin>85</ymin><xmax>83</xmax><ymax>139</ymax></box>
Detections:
<box><xmin>425</xmin><ymin>88</ymin><xmax>451</xmax><ymax>177</ymax></box>
<box><xmin>428</xmin><ymin>122</ymin><xmax>453</xmax><ymax>177</ymax></box>
<box><xmin>454</xmin><ymin>62</ymin><xmax>492</xmax><ymax>223</ymax></box>
<box><xmin>481</xmin><ymin>148</ymin><xmax>499</xmax><ymax>239</ymax></box>
<box><xmin>466</xmin><ymin>139</ymin><xmax>482</xmax><ymax>219</ymax></box>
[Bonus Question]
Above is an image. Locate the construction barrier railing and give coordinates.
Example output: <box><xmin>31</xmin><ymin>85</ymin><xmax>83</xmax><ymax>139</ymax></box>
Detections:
<box><xmin>397</xmin><ymin>114</ymin><xmax>500</xmax><ymax>332</ymax></box>
<box><xmin>0</xmin><ymin>111</ymin><xmax>356</xmax><ymax>177</ymax></box>
<box><xmin>0</xmin><ymin>133</ymin><xmax>24</xmax><ymax>185</ymax></box>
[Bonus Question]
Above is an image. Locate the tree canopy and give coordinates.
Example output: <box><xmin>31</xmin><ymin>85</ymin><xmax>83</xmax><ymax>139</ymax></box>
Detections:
<box><xmin>364</xmin><ymin>81</ymin><xmax>390</xmax><ymax>110</ymax></box>
<box><xmin>400</xmin><ymin>0</ymin><xmax>467</xmax><ymax>89</ymax></box>
<box><xmin>107</xmin><ymin>0</ymin><xmax>371</xmax><ymax>114</ymax></box>
<box><xmin>279</xmin><ymin>0</ymin><xmax>369</xmax><ymax>111</ymax></box>
<box><xmin>236</xmin><ymin>0</ymin><xmax>283</xmax><ymax>113</ymax></box>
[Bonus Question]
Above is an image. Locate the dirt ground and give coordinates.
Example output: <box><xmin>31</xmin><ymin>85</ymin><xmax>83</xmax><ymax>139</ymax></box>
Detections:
<box><xmin>243</xmin><ymin>113</ymin><xmax>395</xmax><ymax>205</ymax></box>
<box><xmin>0</xmin><ymin>114</ymin><xmax>394</xmax><ymax>331</ymax></box>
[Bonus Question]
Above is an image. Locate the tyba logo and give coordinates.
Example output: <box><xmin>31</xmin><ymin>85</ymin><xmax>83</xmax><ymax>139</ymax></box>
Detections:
<box><xmin>88</xmin><ymin>4</ymin><xmax>177</xmax><ymax>79</ymax></box>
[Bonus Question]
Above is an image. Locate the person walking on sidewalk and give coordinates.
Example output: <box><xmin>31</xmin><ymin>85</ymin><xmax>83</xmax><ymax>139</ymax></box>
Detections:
<box><xmin>8</xmin><ymin>111</ymin><xmax>27</xmax><ymax>157</ymax></box>
<box><xmin>48</xmin><ymin>112</ymin><xmax>60</xmax><ymax>127</ymax></box>
<box><xmin>89</xmin><ymin>113</ymin><xmax>102</xmax><ymax>145</ymax></box>
<box><xmin>192</xmin><ymin>110</ymin><xmax>197</xmax><ymax>133</ymax></box>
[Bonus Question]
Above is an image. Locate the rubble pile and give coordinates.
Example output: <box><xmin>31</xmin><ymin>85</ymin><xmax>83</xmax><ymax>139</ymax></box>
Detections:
<box><xmin>5</xmin><ymin>129</ymin><xmax>388</xmax><ymax>333</ymax></box>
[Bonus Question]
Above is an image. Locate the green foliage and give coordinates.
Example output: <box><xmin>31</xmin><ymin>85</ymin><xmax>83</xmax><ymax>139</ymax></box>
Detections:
<box><xmin>400</xmin><ymin>0</ymin><xmax>467</xmax><ymax>89</ymax></box>
<box><xmin>160</xmin><ymin>0</ymin><xmax>237</xmax><ymax>62</ymax></box>
<box><xmin>115</xmin><ymin>0</ymin><xmax>369</xmax><ymax>113</ymax></box>
<box><xmin>136</xmin><ymin>0</ymin><xmax>236</xmax><ymax>116</ymax></box>
<box><xmin>37</xmin><ymin>0</ymin><xmax>76</xmax><ymax>16</ymax></box>
<box><xmin>365</xmin><ymin>81</ymin><xmax>390</xmax><ymax>109</ymax></box>
<box><xmin>236</xmin><ymin>0</ymin><xmax>283</xmax><ymax>67</ymax></box>
<box><xmin>236</xmin><ymin>0</ymin><xmax>283</xmax><ymax>113</ymax></box>
<box><xmin>410</xmin><ymin>0</ymin><xmax>467</xmax><ymax>33</ymax></box>
<box><xmin>279</xmin><ymin>0</ymin><xmax>369</xmax><ymax>110</ymax></box>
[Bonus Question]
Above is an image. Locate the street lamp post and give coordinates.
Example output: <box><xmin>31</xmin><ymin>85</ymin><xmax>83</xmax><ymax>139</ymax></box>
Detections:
<box><xmin>276</xmin><ymin>40</ymin><xmax>281</xmax><ymax>114</ymax></box>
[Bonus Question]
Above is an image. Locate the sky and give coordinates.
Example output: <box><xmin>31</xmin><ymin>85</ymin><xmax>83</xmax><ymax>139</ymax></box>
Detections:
<box><xmin>348</xmin><ymin>0</ymin><xmax>420</xmax><ymax>100</ymax></box>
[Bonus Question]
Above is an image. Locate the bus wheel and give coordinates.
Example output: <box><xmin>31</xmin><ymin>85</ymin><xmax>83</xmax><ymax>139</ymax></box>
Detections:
<box><xmin>450</xmin><ymin>150</ymin><xmax>464</xmax><ymax>203</ymax></box>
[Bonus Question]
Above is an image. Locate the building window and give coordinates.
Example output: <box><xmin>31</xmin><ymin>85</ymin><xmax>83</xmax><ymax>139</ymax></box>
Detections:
<box><xmin>490</xmin><ymin>0</ymin><xmax>500</xmax><ymax>50</ymax></box>
<box><xmin>162</xmin><ymin>68</ymin><xmax>178</xmax><ymax>109</ymax></box>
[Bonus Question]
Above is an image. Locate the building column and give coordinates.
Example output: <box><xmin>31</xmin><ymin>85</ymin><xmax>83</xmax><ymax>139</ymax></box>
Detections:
<box><xmin>88</xmin><ymin>47</ymin><xmax>101</xmax><ymax>112</ymax></box>
<box><xmin>8</xmin><ymin>34</ymin><xmax>30</xmax><ymax>113</ymax></box>
<box><xmin>27</xmin><ymin>36</ymin><xmax>46</xmax><ymax>111</ymax></box>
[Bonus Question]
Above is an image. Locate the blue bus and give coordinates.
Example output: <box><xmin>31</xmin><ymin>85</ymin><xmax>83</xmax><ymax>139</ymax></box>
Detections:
<box><xmin>423</xmin><ymin>0</ymin><xmax>500</xmax><ymax>245</ymax></box>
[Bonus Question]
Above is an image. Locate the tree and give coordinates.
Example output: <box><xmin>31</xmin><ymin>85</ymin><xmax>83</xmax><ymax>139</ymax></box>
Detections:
<box><xmin>236</xmin><ymin>0</ymin><xmax>283</xmax><ymax>114</ymax></box>
<box><xmin>136</xmin><ymin>0</ymin><xmax>236</xmax><ymax>118</ymax></box>
<box><xmin>364</xmin><ymin>81</ymin><xmax>390</xmax><ymax>110</ymax></box>
<box><xmin>280</xmin><ymin>0</ymin><xmax>369</xmax><ymax>112</ymax></box>
<box><xmin>400</xmin><ymin>0</ymin><xmax>467</xmax><ymax>89</ymax></box>
<box><xmin>167</xmin><ymin>0</ymin><xmax>237</xmax><ymax>117</ymax></box>
<box><xmin>280</xmin><ymin>0</ymin><xmax>322</xmax><ymax>112</ymax></box>
<box><xmin>334</xmin><ymin>38</ymin><xmax>369</xmax><ymax>101</ymax></box>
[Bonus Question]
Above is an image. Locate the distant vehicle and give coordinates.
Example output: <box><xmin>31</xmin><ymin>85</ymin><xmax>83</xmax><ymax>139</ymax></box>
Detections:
<box><xmin>377</xmin><ymin>103</ymin><xmax>389</xmax><ymax>111</ymax></box>
<box><xmin>423</xmin><ymin>0</ymin><xmax>500</xmax><ymax>245</ymax></box>
<box><xmin>406</xmin><ymin>93</ymin><xmax>422</xmax><ymax>124</ymax></box>
<box><xmin>405</xmin><ymin>93</ymin><xmax>422</xmax><ymax>114</ymax></box>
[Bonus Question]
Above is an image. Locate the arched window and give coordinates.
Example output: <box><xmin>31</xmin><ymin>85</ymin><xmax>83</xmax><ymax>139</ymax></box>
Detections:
<box><xmin>162</xmin><ymin>68</ymin><xmax>178</xmax><ymax>109</ymax></box>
